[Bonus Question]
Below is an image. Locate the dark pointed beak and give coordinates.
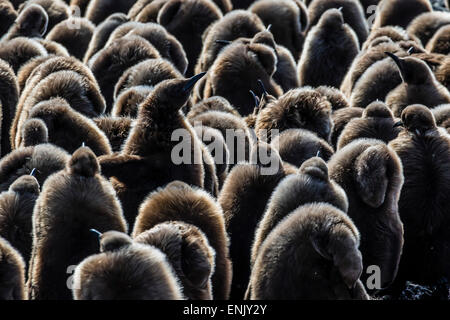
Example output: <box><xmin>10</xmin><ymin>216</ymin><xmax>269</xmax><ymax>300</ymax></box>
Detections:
<box><xmin>90</xmin><ymin>229</ymin><xmax>102</xmax><ymax>239</ymax></box>
<box><xmin>385</xmin><ymin>52</ymin><xmax>404</xmax><ymax>73</ymax></box>
<box><xmin>393</xmin><ymin>121</ymin><xmax>404</xmax><ymax>128</ymax></box>
<box><xmin>30</xmin><ymin>168</ymin><xmax>36</xmax><ymax>176</ymax></box>
<box><xmin>182</xmin><ymin>72</ymin><xmax>206</xmax><ymax>93</ymax></box>
<box><xmin>257</xmin><ymin>79</ymin><xmax>268</xmax><ymax>96</ymax></box>
<box><xmin>215</xmin><ymin>40</ymin><xmax>232</xmax><ymax>45</ymax></box>
<box><xmin>249</xmin><ymin>90</ymin><xmax>260</xmax><ymax>108</ymax></box>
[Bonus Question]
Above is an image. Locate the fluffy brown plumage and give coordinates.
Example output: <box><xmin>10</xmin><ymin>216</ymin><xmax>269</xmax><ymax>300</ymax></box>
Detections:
<box><xmin>385</xmin><ymin>53</ymin><xmax>450</xmax><ymax>117</ymax></box>
<box><xmin>24</xmin><ymin>98</ymin><xmax>112</xmax><ymax>156</ymax></box>
<box><xmin>341</xmin><ymin>41</ymin><xmax>411</xmax><ymax>97</ymax></box>
<box><xmin>331</xmin><ymin>107</ymin><xmax>364</xmax><ymax>148</ymax></box>
<box><xmin>88</xmin><ymin>36</ymin><xmax>161</xmax><ymax>112</ymax></box>
<box><xmin>83</xmin><ymin>13</ymin><xmax>129</xmax><ymax>63</ymax></box>
<box><xmin>195</xmin><ymin>10</ymin><xmax>265</xmax><ymax>74</ymax></box>
<box><xmin>271</xmin><ymin>128</ymin><xmax>334</xmax><ymax>168</ymax></box>
<box><xmin>2</xmin><ymin>3</ymin><xmax>48</xmax><ymax>40</ymax></box>
<box><xmin>255</xmin><ymin>87</ymin><xmax>333</xmax><ymax>143</ymax></box>
<box><xmin>388</xmin><ymin>105</ymin><xmax>450</xmax><ymax>290</ymax></box>
<box><xmin>0</xmin><ymin>174</ymin><xmax>39</xmax><ymax>265</ymax></box>
<box><xmin>132</xmin><ymin>181</ymin><xmax>232</xmax><ymax>300</ymax></box>
<box><xmin>249</xmin><ymin>0</ymin><xmax>308</xmax><ymax>60</ymax></box>
<box><xmin>426</xmin><ymin>24</ymin><xmax>450</xmax><ymax>55</ymax></box>
<box><xmin>12</xmin><ymin>55</ymin><xmax>105</xmax><ymax>149</ymax></box>
<box><xmin>0</xmin><ymin>0</ymin><xmax>17</xmax><ymax>37</ymax></box>
<box><xmin>28</xmin><ymin>146</ymin><xmax>128</xmax><ymax>300</ymax></box>
<box><xmin>307</xmin><ymin>0</ymin><xmax>368</xmax><ymax>45</ymax></box>
<box><xmin>0</xmin><ymin>59</ymin><xmax>19</xmax><ymax>157</ymax></box>
<box><xmin>0</xmin><ymin>37</ymin><xmax>47</xmax><ymax>73</ymax></box>
<box><xmin>105</xmin><ymin>22</ymin><xmax>188</xmax><ymax>76</ymax></box>
<box><xmin>193</xmin><ymin>125</ymin><xmax>230</xmax><ymax>190</ymax></box>
<box><xmin>251</xmin><ymin>157</ymin><xmax>349</xmax><ymax>264</ymax></box>
<box><xmin>114</xmin><ymin>58</ymin><xmax>183</xmax><ymax>101</ymax></box>
<box><xmin>135</xmin><ymin>221</ymin><xmax>215</xmax><ymax>300</ymax></box>
<box><xmin>0</xmin><ymin>236</ymin><xmax>26</xmax><ymax>300</ymax></box>
<box><xmin>337</xmin><ymin>101</ymin><xmax>401</xmax><ymax>150</ymax></box>
<box><xmin>189</xmin><ymin>110</ymin><xmax>253</xmax><ymax>167</ymax></box>
<box><xmin>93</xmin><ymin>116</ymin><xmax>133</xmax><ymax>153</ymax></box>
<box><xmin>407</xmin><ymin>11</ymin><xmax>450</xmax><ymax>48</ymax></box>
<box><xmin>99</xmin><ymin>76</ymin><xmax>206</xmax><ymax>226</ymax></box>
<box><xmin>46</xmin><ymin>17</ymin><xmax>95</xmax><ymax>61</ymax></box>
<box><xmin>218</xmin><ymin>142</ymin><xmax>285</xmax><ymax>299</ymax></box>
<box><xmin>247</xmin><ymin>203</ymin><xmax>368</xmax><ymax>300</ymax></box>
<box><xmin>298</xmin><ymin>8</ymin><xmax>359</xmax><ymax>89</ymax></box>
<box><xmin>21</xmin><ymin>118</ymin><xmax>48</xmax><ymax>148</ymax></box>
<box><xmin>73</xmin><ymin>233</ymin><xmax>183</xmax><ymax>300</ymax></box>
<box><xmin>202</xmin><ymin>40</ymin><xmax>282</xmax><ymax>116</ymax></box>
<box><xmin>156</xmin><ymin>0</ymin><xmax>223</xmax><ymax>76</ymax></box>
<box><xmin>18</xmin><ymin>0</ymin><xmax>69</xmax><ymax>36</ymax></box>
<box><xmin>85</xmin><ymin>0</ymin><xmax>136</xmax><ymax>25</ymax></box>
<box><xmin>0</xmin><ymin>143</ymin><xmax>69</xmax><ymax>192</ymax></box>
<box><xmin>372</xmin><ymin>0</ymin><xmax>432</xmax><ymax>30</ymax></box>
<box><xmin>112</xmin><ymin>86</ymin><xmax>152</xmax><ymax>118</ymax></box>
<box><xmin>350</xmin><ymin>57</ymin><xmax>402</xmax><ymax>109</ymax></box>
<box><xmin>329</xmin><ymin>139</ymin><xmax>404</xmax><ymax>292</ymax></box>
<box><xmin>14</xmin><ymin>70</ymin><xmax>105</xmax><ymax>148</ymax></box>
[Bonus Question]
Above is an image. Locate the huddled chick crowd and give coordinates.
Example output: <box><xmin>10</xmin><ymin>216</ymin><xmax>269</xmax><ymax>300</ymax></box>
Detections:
<box><xmin>0</xmin><ymin>0</ymin><xmax>450</xmax><ymax>300</ymax></box>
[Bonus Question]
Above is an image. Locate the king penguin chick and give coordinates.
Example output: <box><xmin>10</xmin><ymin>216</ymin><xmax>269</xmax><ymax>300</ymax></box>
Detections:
<box><xmin>249</xmin><ymin>0</ymin><xmax>308</xmax><ymax>60</ymax></box>
<box><xmin>46</xmin><ymin>17</ymin><xmax>95</xmax><ymax>61</ymax></box>
<box><xmin>271</xmin><ymin>128</ymin><xmax>334</xmax><ymax>168</ymax></box>
<box><xmin>88</xmin><ymin>36</ymin><xmax>161</xmax><ymax>112</ymax></box>
<box><xmin>255</xmin><ymin>87</ymin><xmax>333</xmax><ymax>143</ymax></box>
<box><xmin>25</xmin><ymin>98</ymin><xmax>112</xmax><ymax>156</ymax></box>
<box><xmin>407</xmin><ymin>11</ymin><xmax>450</xmax><ymax>48</ymax></box>
<box><xmin>132</xmin><ymin>181</ymin><xmax>232</xmax><ymax>300</ymax></box>
<box><xmin>83</xmin><ymin>13</ymin><xmax>129</xmax><ymax>64</ymax></box>
<box><xmin>0</xmin><ymin>236</ymin><xmax>26</xmax><ymax>300</ymax></box>
<box><xmin>0</xmin><ymin>1</ymin><xmax>17</xmax><ymax>37</ymax></box>
<box><xmin>85</xmin><ymin>0</ymin><xmax>136</xmax><ymax>25</ymax></box>
<box><xmin>156</xmin><ymin>0</ymin><xmax>223</xmax><ymax>76</ymax></box>
<box><xmin>337</xmin><ymin>101</ymin><xmax>401</xmax><ymax>150</ymax></box>
<box><xmin>0</xmin><ymin>174</ymin><xmax>40</xmax><ymax>265</ymax></box>
<box><xmin>372</xmin><ymin>0</ymin><xmax>432</xmax><ymax>30</ymax></box>
<box><xmin>385</xmin><ymin>52</ymin><xmax>450</xmax><ymax>117</ymax></box>
<box><xmin>218</xmin><ymin>142</ymin><xmax>286</xmax><ymax>299</ymax></box>
<box><xmin>2</xmin><ymin>4</ymin><xmax>48</xmax><ymax>40</ymax></box>
<box><xmin>247</xmin><ymin>203</ymin><xmax>369</xmax><ymax>300</ymax></box>
<box><xmin>135</xmin><ymin>221</ymin><xmax>216</xmax><ymax>300</ymax></box>
<box><xmin>202</xmin><ymin>41</ymin><xmax>282</xmax><ymax>116</ymax></box>
<box><xmin>388</xmin><ymin>105</ymin><xmax>450</xmax><ymax>290</ymax></box>
<box><xmin>99</xmin><ymin>75</ymin><xmax>207</xmax><ymax>227</ymax></box>
<box><xmin>307</xmin><ymin>0</ymin><xmax>369</xmax><ymax>45</ymax></box>
<box><xmin>195</xmin><ymin>10</ymin><xmax>265</xmax><ymax>75</ymax></box>
<box><xmin>427</xmin><ymin>24</ymin><xmax>450</xmax><ymax>55</ymax></box>
<box><xmin>251</xmin><ymin>157</ymin><xmax>349</xmax><ymax>264</ymax></box>
<box><xmin>298</xmin><ymin>8</ymin><xmax>359</xmax><ymax>89</ymax></box>
<box><xmin>0</xmin><ymin>142</ymin><xmax>69</xmax><ymax>193</ymax></box>
<box><xmin>28</xmin><ymin>146</ymin><xmax>128</xmax><ymax>300</ymax></box>
<box><xmin>331</xmin><ymin>107</ymin><xmax>364</xmax><ymax>148</ymax></box>
<box><xmin>0</xmin><ymin>58</ymin><xmax>19</xmax><ymax>157</ymax></box>
<box><xmin>73</xmin><ymin>230</ymin><xmax>183</xmax><ymax>300</ymax></box>
<box><xmin>17</xmin><ymin>0</ymin><xmax>69</xmax><ymax>36</ymax></box>
<box><xmin>93</xmin><ymin>116</ymin><xmax>133</xmax><ymax>153</ymax></box>
<box><xmin>329</xmin><ymin>139</ymin><xmax>404</xmax><ymax>292</ymax></box>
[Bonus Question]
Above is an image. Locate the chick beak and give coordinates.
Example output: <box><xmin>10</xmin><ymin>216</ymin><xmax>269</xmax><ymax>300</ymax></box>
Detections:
<box><xmin>393</xmin><ymin>120</ymin><xmax>404</xmax><ymax>128</ymax></box>
<box><xmin>182</xmin><ymin>72</ymin><xmax>207</xmax><ymax>93</ymax></box>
